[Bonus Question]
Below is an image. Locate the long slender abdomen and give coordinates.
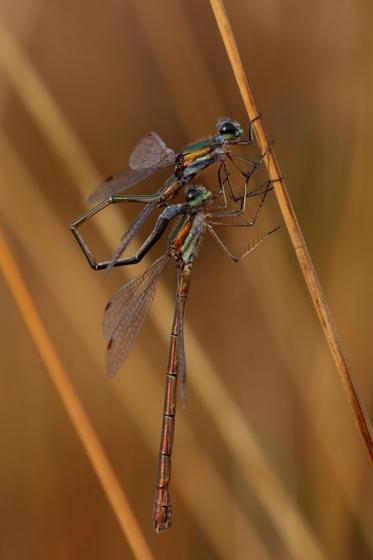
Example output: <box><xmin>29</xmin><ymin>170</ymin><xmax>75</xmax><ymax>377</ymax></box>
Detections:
<box><xmin>153</xmin><ymin>316</ymin><xmax>179</xmax><ymax>532</ymax></box>
<box><xmin>153</xmin><ymin>269</ymin><xmax>190</xmax><ymax>532</ymax></box>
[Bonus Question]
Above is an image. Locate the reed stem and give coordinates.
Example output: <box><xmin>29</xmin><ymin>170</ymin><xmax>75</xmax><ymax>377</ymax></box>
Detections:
<box><xmin>0</xmin><ymin>229</ymin><xmax>154</xmax><ymax>560</ymax></box>
<box><xmin>209</xmin><ymin>0</ymin><xmax>373</xmax><ymax>463</ymax></box>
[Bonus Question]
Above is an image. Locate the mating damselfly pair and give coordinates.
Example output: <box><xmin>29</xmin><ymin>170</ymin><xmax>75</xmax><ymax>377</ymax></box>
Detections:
<box><xmin>70</xmin><ymin>117</ymin><xmax>280</xmax><ymax>532</ymax></box>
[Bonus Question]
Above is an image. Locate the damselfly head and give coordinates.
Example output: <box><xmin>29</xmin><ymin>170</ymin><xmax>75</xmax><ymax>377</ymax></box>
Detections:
<box><xmin>217</xmin><ymin>117</ymin><xmax>243</xmax><ymax>141</ymax></box>
<box><xmin>185</xmin><ymin>185</ymin><xmax>212</xmax><ymax>207</ymax></box>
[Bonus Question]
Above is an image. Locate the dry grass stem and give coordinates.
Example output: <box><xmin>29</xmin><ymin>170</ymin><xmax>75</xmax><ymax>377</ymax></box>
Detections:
<box><xmin>0</xmin><ymin>229</ymin><xmax>154</xmax><ymax>560</ymax></box>
<box><xmin>209</xmin><ymin>0</ymin><xmax>373</xmax><ymax>463</ymax></box>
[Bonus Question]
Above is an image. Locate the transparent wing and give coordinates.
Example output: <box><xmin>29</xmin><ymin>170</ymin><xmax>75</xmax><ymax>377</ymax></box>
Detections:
<box><xmin>103</xmin><ymin>254</ymin><xmax>169</xmax><ymax>377</ymax></box>
<box><xmin>87</xmin><ymin>133</ymin><xmax>175</xmax><ymax>204</ymax></box>
<box><xmin>105</xmin><ymin>201</ymin><xmax>157</xmax><ymax>272</ymax></box>
<box><xmin>87</xmin><ymin>166</ymin><xmax>157</xmax><ymax>204</ymax></box>
<box><xmin>129</xmin><ymin>131</ymin><xmax>175</xmax><ymax>170</ymax></box>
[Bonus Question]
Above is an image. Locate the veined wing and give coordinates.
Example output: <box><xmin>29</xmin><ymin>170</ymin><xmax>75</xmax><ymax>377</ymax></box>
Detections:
<box><xmin>87</xmin><ymin>166</ymin><xmax>157</xmax><ymax>204</ymax></box>
<box><xmin>103</xmin><ymin>254</ymin><xmax>169</xmax><ymax>377</ymax></box>
<box><xmin>129</xmin><ymin>131</ymin><xmax>175</xmax><ymax>170</ymax></box>
<box><xmin>88</xmin><ymin>132</ymin><xmax>175</xmax><ymax>204</ymax></box>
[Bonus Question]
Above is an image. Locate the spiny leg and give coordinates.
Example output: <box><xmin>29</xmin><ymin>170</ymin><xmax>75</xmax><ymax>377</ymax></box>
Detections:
<box><xmin>220</xmin><ymin>157</ymin><xmax>254</xmax><ymax>203</ymax></box>
<box><xmin>231</xmin><ymin>173</ymin><xmax>283</xmax><ymax>206</ymax></box>
<box><xmin>211</xmin><ymin>177</ymin><xmax>272</xmax><ymax>221</ymax></box>
<box><xmin>224</xmin><ymin>139</ymin><xmax>274</xmax><ymax>202</ymax></box>
<box><xmin>70</xmin><ymin>196</ymin><xmax>128</xmax><ymax>270</ymax></box>
<box><xmin>214</xmin><ymin>159</ymin><xmax>235</xmax><ymax>207</ymax></box>
<box><xmin>208</xmin><ymin>224</ymin><xmax>281</xmax><ymax>262</ymax></box>
<box><xmin>220</xmin><ymin>152</ymin><xmax>262</xmax><ymax>202</ymax></box>
<box><xmin>210</xmin><ymin>179</ymin><xmax>273</xmax><ymax>222</ymax></box>
<box><xmin>70</xmin><ymin>195</ymin><xmax>174</xmax><ymax>270</ymax></box>
<box><xmin>210</xmin><ymin>160</ymin><xmax>242</xmax><ymax>212</ymax></box>
<box><xmin>211</xmin><ymin>160</ymin><xmax>265</xmax><ymax>213</ymax></box>
<box><xmin>225</xmin><ymin>151</ymin><xmax>262</xmax><ymax>181</ymax></box>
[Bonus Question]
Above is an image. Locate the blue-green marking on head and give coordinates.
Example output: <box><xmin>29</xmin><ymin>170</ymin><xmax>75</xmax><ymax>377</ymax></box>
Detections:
<box><xmin>185</xmin><ymin>185</ymin><xmax>212</xmax><ymax>207</ymax></box>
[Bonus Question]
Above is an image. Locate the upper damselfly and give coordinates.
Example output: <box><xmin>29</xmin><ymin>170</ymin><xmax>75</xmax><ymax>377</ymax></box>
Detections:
<box><xmin>86</xmin><ymin>116</ymin><xmax>269</xmax><ymax>268</ymax></box>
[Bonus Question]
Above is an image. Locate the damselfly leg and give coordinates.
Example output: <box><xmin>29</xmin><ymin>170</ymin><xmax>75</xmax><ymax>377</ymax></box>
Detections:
<box><xmin>70</xmin><ymin>195</ymin><xmax>167</xmax><ymax>270</ymax></box>
<box><xmin>208</xmin><ymin>225</ymin><xmax>281</xmax><ymax>262</ymax></box>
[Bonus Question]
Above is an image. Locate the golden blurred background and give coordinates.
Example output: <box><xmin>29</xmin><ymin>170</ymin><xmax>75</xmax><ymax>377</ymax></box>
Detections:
<box><xmin>0</xmin><ymin>0</ymin><xmax>372</xmax><ymax>558</ymax></box>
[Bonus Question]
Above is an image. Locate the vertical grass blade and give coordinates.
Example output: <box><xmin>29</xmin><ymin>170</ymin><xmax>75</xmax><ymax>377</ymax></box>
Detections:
<box><xmin>209</xmin><ymin>0</ymin><xmax>373</xmax><ymax>463</ymax></box>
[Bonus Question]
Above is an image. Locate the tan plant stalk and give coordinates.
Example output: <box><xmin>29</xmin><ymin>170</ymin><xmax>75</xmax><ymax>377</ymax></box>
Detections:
<box><xmin>209</xmin><ymin>0</ymin><xmax>373</xmax><ymax>462</ymax></box>
<box><xmin>0</xmin><ymin>229</ymin><xmax>154</xmax><ymax>560</ymax></box>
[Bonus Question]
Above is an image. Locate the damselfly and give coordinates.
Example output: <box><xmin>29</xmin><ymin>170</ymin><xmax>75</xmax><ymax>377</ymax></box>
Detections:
<box><xmin>71</xmin><ymin>176</ymin><xmax>279</xmax><ymax>532</ymax></box>
<box><xmin>86</xmin><ymin>116</ymin><xmax>269</xmax><ymax>268</ymax></box>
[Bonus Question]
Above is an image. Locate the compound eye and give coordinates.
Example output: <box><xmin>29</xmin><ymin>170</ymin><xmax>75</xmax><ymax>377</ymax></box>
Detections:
<box><xmin>219</xmin><ymin>121</ymin><xmax>237</xmax><ymax>135</ymax></box>
<box><xmin>185</xmin><ymin>186</ymin><xmax>200</xmax><ymax>201</ymax></box>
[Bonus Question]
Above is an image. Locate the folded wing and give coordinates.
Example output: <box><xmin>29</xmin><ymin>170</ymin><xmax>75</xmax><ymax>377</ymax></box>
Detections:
<box><xmin>129</xmin><ymin>131</ymin><xmax>175</xmax><ymax>170</ymax></box>
<box><xmin>88</xmin><ymin>132</ymin><xmax>175</xmax><ymax>204</ymax></box>
<box><xmin>103</xmin><ymin>254</ymin><xmax>169</xmax><ymax>377</ymax></box>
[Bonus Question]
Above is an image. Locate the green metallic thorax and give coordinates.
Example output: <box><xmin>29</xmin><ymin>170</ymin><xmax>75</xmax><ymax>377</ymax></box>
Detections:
<box><xmin>181</xmin><ymin>217</ymin><xmax>201</xmax><ymax>265</ymax></box>
<box><xmin>181</xmin><ymin>136</ymin><xmax>216</xmax><ymax>155</ymax></box>
<box><xmin>175</xmin><ymin>136</ymin><xmax>219</xmax><ymax>187</ymax></box>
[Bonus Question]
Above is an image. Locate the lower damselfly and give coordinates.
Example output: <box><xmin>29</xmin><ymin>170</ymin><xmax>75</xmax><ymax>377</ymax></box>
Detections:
<box><xmin>71</xmin><ymin>178</ymin><xmax>279</xmax><ymax>531</ymax></box>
